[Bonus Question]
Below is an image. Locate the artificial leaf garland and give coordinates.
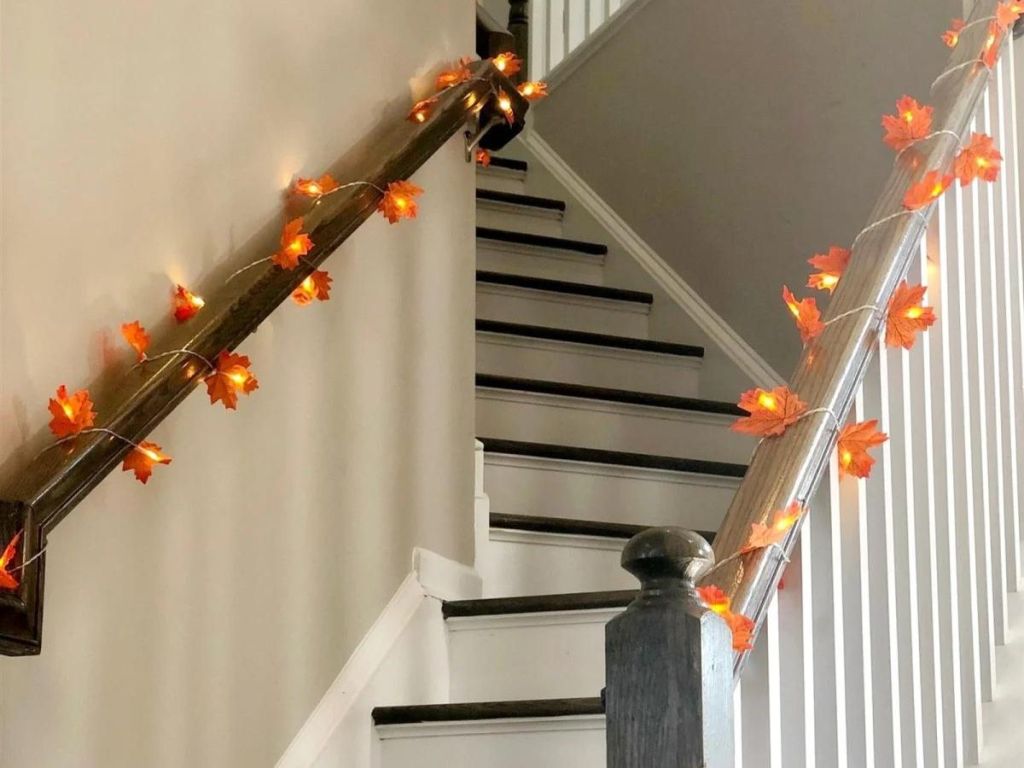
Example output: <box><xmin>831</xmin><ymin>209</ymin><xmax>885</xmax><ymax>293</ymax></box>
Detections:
<box><xmin>491</xmin><ymin>51</ymin><xmax>522</xmax><ymax>77</ymax></box>
<box><xmin>475</xmin><ymin>149</ymin><xmax>492</xmax><ymax>167</ymax></box>
<box><xmin>983</xmin><ymin>20</ymin><xmax>1005</xmax><ymax>68</ymax></box>
<box><xmin>882</xmin><ymin>96</ymin><xmax>933</xmax><ymax>151</ymax></box>
<box><xmin>408</xmin><ymin>97</ymin><xmax>438</xmax><ymax>124</ymax></box>
<box><xmin>122</xmin><ymin>441</ymin><xmax>172</xmax><ymax>484</ymax></box>
<box><xmin>173</xmin><ymin>284</ymin><xmax>205</xmax><ymax>323</ymax></box>
<box><xmin>496</xmin><ymin>90</ymin><xmax>516</xmax><ymax>125</ymax></box>
<box><xmin>291</xmin><ymin>270</ymin><xmax>333</xmax><ymax>306</ymax></box>
<box><xmin>943</xmin><ymin>18</ymin><xmax>966</xmax><ymax>48</ymax></box>
<box><xmin>435</xmin><ymin>57</ymin><xmax>473</xmax><ymax>91</ymax></box>
<box><xmin>997</xmin><ymin>1</ymin><xmax>1024</xmax><ymax>28</ymax></box>
<box><xmin>517</xmin><ymin>81</ymin><xmax>549</xmax><ymax>101</ymax></box>
<box><xmin>47</xmin><ymin>385</ymin><xmax>97</xmax><ymax>438</ymax></box>
<box><xmin>886</xmin><ymin>281</ymin><xmax>936</xmax><ymax>349</ymax></box>
<box><xmin>0</xmin><ymin>531</ymin><xmax>22</xmax><ymax>591</ymax></box>
<box><xmin>903</xmin><ymin>170</ymin><xmax>953</xmax><ymax>211</ymax></box>
<box><xmin>954</xmin><ymin>133</ymin><xmax>1002</xmax><ymax>186</ymax></box>
<box><xmin>205</xmin><ymin>351</ymin><xmax>259</xmax><ymax>410</ymax></box>
<box><xmin>120</xmin><ymin>321</ymin><xmax>151</xmax><ymax>362</ymax></box>
<box><xmin>782</xmin><ymin>286</ymin><xmax>824</xmax><ymax>344</ymax></box>
<box><xmin>695</xmin><ymin>585</ymin><xmax>754</xmax><ymax>651</ymax></box>
<box><xmin>807</xmin><ymin>245</ymin><xmax>851</xmax><ymax>294</ymax></box>
<box><xmin>378</xmin><ymin>180</ymin><xmax>423</xmax><ymax>224</ymax></box>
<box><xmin>272</xmin><ymin>218</ymin><xmax>314</xmax><ymax>270</ymax></box>
<box><xmin>837</xmin><ymin>420</ymin><xmax>888</xmax><ymax>479</ymax></box>
<box><xmin>742</xmin><ymin>502</ymin><xmax>804</xmax><ymax>553</ymax></box>
<box><xmin>294</xmin><ymin>174</ymin><xmax>340</xmax><ymax>199</ymax></box>
<box><xmin>732</xmin><ymin>386</ymin><xmax>808</xmax><ymax>438</ymax></box>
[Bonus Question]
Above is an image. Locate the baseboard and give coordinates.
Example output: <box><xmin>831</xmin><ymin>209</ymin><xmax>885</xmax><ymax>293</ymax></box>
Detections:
<box><xmin>274</xmin><ymin>549</ymin><xmax>482</xmax><ymax>768</ymax></box>
<box><xmin>518</xmin><ymin>130</ymin><xmax>785</xmax><ymax>388</ymax></box>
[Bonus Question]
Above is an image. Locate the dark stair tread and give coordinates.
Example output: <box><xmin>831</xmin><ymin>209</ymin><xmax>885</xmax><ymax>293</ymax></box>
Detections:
<box><xmin>476</xmin><ymin>319</ymin><xmax>704</xmax><ymax>358</ymax></box>
<box><xmin>444</xmin><ymin>590</ymin><xmax>637</xmax><ymax>619</ymax></box>
<box><xmin>373</xmin><ymin>697</ymin><xmax>605</xmax><ymax>726</ymax></box>
<box><xmin>479</xmin><ymin>437</ymin><xmax>747</xmax><ymax>478</ymax></box>
<box><xmin>481</xmin><ymin>156</ymin><xmax>528</xmax><ymax>173</ymax></box>
<box><xmin>477</xmin><ymin>226</ymin><xmax>608</xmax><ymax>256</ymax></box>
<box><xmin>476</xmin><ymin>374</ymin><xmax>740</xmax><ymax>415</ymax></box>
<box><xmin>489</xmin><ymin>512</ymin><xmax>716</xmax><ymax>544</ymax></box>
<box><xmin>476</xmin><ymin>189</ymin><xmax>566</xmax><ymax>212</ymax></box>
<box><xmin>475</xmin><ymin>271</ymin><xmax>652</xmax><ymax>305</ymax></box>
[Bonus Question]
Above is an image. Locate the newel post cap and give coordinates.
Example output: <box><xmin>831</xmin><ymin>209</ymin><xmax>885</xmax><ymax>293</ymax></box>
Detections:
<box><xmin>621</xmin><ymin>527</ymin><xmax>715</xmax><ymax>587</ymax></box>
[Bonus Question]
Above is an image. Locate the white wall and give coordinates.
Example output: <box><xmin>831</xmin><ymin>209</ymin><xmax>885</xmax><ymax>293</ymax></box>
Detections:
<box><xmin>0</xmin><ymin>1</ymin><xmax>476</xmax><ymax>766</ymax></box>
<box><xmin>533</xmin><ymin>0</ymin><xmax>959</xmax><ymax>377</ymax></box>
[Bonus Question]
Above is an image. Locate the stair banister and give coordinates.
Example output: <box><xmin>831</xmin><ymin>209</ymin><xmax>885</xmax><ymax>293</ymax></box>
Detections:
<box><xmin>0</xmin><ymin>59</ymin><xmax>528</xmax><ymax>657</ymax></box>
<box><xmin>700</xmin><ymin>0</ymin><xmax>1005</xmax><ymax>677</ymax></box>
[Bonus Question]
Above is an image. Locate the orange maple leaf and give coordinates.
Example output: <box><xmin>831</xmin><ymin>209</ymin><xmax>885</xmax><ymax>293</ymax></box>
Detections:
<box><xmin>742</xmin><ymin>502</ymin><xmax>804</xmax><ymax>553</ymax></box>
<box><xmin>491</xmin><ymin>51</ymin><xmax>522</xmax><ymax>76</ymax></box>
<box><xmin>725</xmin><ymin>611</ymin><xmax>755</xmax><ymax>651</ymax></box>
<box><xmin>517</xmin><ymin>81</ymin><xmax>549</xmax><ymax>101</ymax></box>
<box><xmin>122</xmin><ymin>440</ymin><xmax>172</xmax><ymax>484</ymax></box>
<box><xmin>807</xmin><ymin>246</ymin><xmax>851</xmax><ymax>293</ymax></box>
<box><xmin>408</xmin><ymin>97</ymin><xmax>438</xmax><ymax>124</ymax></box>
<box><xmin>903</xmin><ymin>170</ymin><xmax>953</xmax><ymax>211</ymax></box>
<box><xmin>732</xmin><ymin>386</ymin><xmax>808</xmax><ymax>438</ymax></box>
<box><xmin>0</xmin><ymin>531</ymin><xmax>22</xmax><ymax>591</ymax></box>
<box><xmin>204</xmin><ymin>351</ymin><xmax>259</xmax><ymax>410</ymax></box>
<box><xmin>48</xmin><ymin>385</ymin><xmax>97</xmax><ymax>438</ymax></box>
<box><xmin>882</xmin><ymin>96</ymin><xmax>934</xmax><ymax>151</ymax></box>
<box><xmin>696</xmin><ymin>585</ymin><xmax>731</xmax><ymax>615</ymax></box>
<box><xmin>475</xmin><ymin>149</ymin><xmax>492</xmax><ymax>167</ymax></box>
<box><xmin>997</xmin><ymin>1</ymin><xmax>1023</xmax><ymax>28</ymax></box>
<box><xmin>886</xmin><ymin>281</ymin><xmax>936</xmax><ymax>350</ymax></box>
<box><xmin>120</xmin><ymin>321</ymin><xmax>150</xmax><ymax>362</ymax></box>
<box><xmin>173</xmin><ymin>284</ymin><xmax>205</xmax><ymax>323</ymax></box>
<box><xmin>943</xmin><ymin>18</ymin><xmax>966</xmax><ymax>48</ymax></box>
<box><xmin>782</xmin><ymin>286</ymin><xmax>825</xmax><ymax>344</ymax></box>
<box><xmin>272</xmin><ymin>217</ymin><xmax>314</xmax><ymax>270</ymax></box>
<box><xmin>983</xmin><ymin>20</ymin><xmax>1005</xmax><ymax>68</ymax></box>
<box><xmin>838</xmin><ymin>419</ymin><xmax>888</xmax><ymax>479</ymax></box>
<box><xmin>377</xmin><ymin>180</ymin><xmax>423</xmax><ymax>224</ymax></box>
<box><xmin>435</xmin><ymin>58</ymin><xmax>473</xmax><ymax>91</ymax></box>
<box><xmin>291</xmin><ymin>270</ymin><xmax>333</xmax><ymax>306</ymax></box>
<box><xmin>294</xmin><ymin>174</ymin><xmax>339</xmax><ymax>199</ymax></box>
<box><xmin>955</xmin><ymin>132</ymin><xmax>1002</xmax><ymax>186</ymax></box>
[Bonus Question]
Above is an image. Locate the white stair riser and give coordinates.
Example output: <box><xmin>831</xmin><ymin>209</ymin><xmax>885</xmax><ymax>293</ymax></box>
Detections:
<box><xmin>479</xmin><ymin>531</ymin><xmax>635</xmax><ymax>597</ymax></box>
<box><xmin>377</xmin><ymin>718</ymin><xmax>605</xmax><ymax>768</ymax></box>
<box><xmin>477</xmin><ymin>391</ymin><xmax>752</xmax><ymax>463</ymax></box>
<box><xmin>476</xmin><ymin>334</ymin><xmax>701</xmax><ymax>397</ymax></box>
<box><xmin>482</xmin><ymin>454</ymin><xmax>739</xmax><ymax>531</ymax></box>
<box><xmin>476</xmin><ymin>167</ymin><xmax>527</xmax><ymax>195</ymax></box>
<box><xmin>476</xmin><ymin>285</ymin><xmax>650</xmax><ymax>337</ymax></box>
<box><xmin>477</xmin><ymin>240</ymin><xmax>605</xmax><ymax>285</ymax></box>
<box><xmin>477</xmin><ymin>202</ymin><xmax>565</xmax><ymax>237</ymax></box>
<box><xmin>448</xmin><ymin>609</ymin><xmax>617</xmax><ymax>700</ymax></box>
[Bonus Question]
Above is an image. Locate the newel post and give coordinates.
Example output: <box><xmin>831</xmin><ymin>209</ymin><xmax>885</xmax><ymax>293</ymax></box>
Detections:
<box><xmin>507</xmin><ymin>0</ymin><xmax>529</xmax><ymax>82</ymax></box>
<box><xmin>605</xmin><ymin>528</ymin><xmax>734</xmax><ymax>768</ymax></box>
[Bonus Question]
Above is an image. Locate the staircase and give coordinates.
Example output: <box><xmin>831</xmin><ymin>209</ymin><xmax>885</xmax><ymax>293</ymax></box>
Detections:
<box><xmin>368</xmin><ymin>148</ymin><xmax>749</xmax><ymax>764</ymax></box>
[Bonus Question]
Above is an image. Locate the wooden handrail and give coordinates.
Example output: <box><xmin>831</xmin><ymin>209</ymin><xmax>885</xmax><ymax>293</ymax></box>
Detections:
<box><xmin>0</xmin><ymin>60</ymin><xmax>528</xmax><ymax>656</ymax></box>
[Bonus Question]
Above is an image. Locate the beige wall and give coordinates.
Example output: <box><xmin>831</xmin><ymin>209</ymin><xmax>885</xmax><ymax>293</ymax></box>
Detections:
<box><xmin>0</xmin><ymin>1</ymin><xmax>476</xmax><ymax>766</ymax></box>
<box><xmin>534</xmin><ymin>0</ymin><xmax>959</xmax><ymax>378</ymax></box>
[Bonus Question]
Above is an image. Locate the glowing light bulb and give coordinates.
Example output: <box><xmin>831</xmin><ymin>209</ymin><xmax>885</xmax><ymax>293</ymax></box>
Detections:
<box><xmin>707</xmin><ymin>602</ymin><xmax>729</xmax><ymax>616</ymax></box>
<box><xmin>301</xmin><ymin>276</ymin><xmax>315</xmax><ymax>293</ymax></box>
<box><xmin>821</xmin><ymin>275</ymin><xmax>839</xmax><ymax>289</ymax></box>
<box><xmin>841</xmin><ymin>449</ymin><xmax>853</xmax><ymax>467</ymax></box>
<box><xmin>62</xmin><ymin>403</ymin><xmax>74</xmax><ymax>418</ymax></box>
<box><xmin>395</xmin><ymin>197</ymin><xmax>408</xmax><ymax>210</ymax></box>
<box><xmin>228</xmin><ymin>372</ymin><xmax>248</xmax><ymax>386</ymax></box>
<box><xmin>498</xmin><ymin>97</ymin><xmax>512</xmax><ymax>112</ymax></box>
<box><xmin>905</xmin><ymin>306</ymin><xmax>924</xmax><ymax>319</ymax></box>
<box><xmin>786</xmin><ymin>301</ymin><xmax>800</xmax><ymax>318</ymax></box>
<box><xmin>757</xmin><ymin>392</ymin><xmax>777</xmax><ymax>411</ymax></box>
<box><xmin>903</xmin><ymin>111</ymin><xmax>915</xmax><ymax>123</ymax></box>
<box><xmin>931</xmin><ymin>183</ymin><xmax>945</xmax><ymax>198</ymax></box>
<box><xmin>142</xmin><ymin>448</ymin><xmax>161</xmax><ymax>462</ymax></box>
<box><xmin>300</xmin><ymin>181</ymin><xmax>322</xmax><ymax>197</ymax></box>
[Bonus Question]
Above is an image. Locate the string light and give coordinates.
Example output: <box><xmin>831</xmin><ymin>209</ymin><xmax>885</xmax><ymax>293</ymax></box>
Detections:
<box><xmin>408</xmin><ymin>97</ymin><xmax>438</xmax><ymax>124</ymax></box>
<box><xmin>491</xmin><ymin>51</ymin><xmax>522</xmax><ymax>76</ymax></box>
<box><xmin>496</xmin><ymin>90</ymin><xmax>515</xmax><ymax>124</ymax></box>
<box><xmin>293</xmin><ymin>174</ymin><xmax>340</xmax><ymax>199</ymax></box>
<box><xmin>0</xmin><ymin>531</ymin><xmax>23</xmax><ymax>591</ymax></box>
<box><xmin>47</xmin><ymin>385</ymin><xmax>96</xmax><ymax>439</ymax></box>
<box><xmin>732</xmin><ymin>386</ymin><xmax>808</xmax><ymax>437</ymax></box>
<box><xmin>943</xmin><ymin>18</ymin><xmax>966</xmax><ymax>47</ymax></box>
<box><xmin>291</xmin><ymin>270</ymin><xmax>332</xmax><ymax>306</ymax></box>
<box><xmin>904</xmin><ymin>170</ymin><xmax>954</xmax><ymax>210</ymax></box>
<box><xmin>378</xmin><ymin>180</ymin><xmax>423</xmax><ymax>223</ymax></box>
<box><xmin>120</xmin><ymin>321</ymin><xmax>151</xmax><ymax>362</ymax></box>
<box><xmin>435</xmin><ymin>57</ymin><xmax>474</xmax><ymax>91</ymax></box>
<box><xmin>173</xmin><ymin>284</ymin><xmax>205</xmax><ymax>323</ymax></box>
<box><xmin>475</xmin><ymin>148</ymin><xmax>492</xmax><ymax>167</ymax></box>
<box><xmin>517</xmin><ymin>81</ymin><xmax>549</xmax><ymax>101</ymax></box>
<box><xmin>272</xmin><ymin>218</ymin><xmax>314</xmax><ymax>270</ymax></box>
<box><xmin>807</xmin><ymin>246</ymin><xmax>851</xmax><ymax>293</ymax></box>
<box><xmin>204</xmin><ymin>351</ymin><xmax>259</xmax><ymax>410</ymax></box>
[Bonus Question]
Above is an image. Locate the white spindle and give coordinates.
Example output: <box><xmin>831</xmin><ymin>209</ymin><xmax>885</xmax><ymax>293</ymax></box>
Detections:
<box><xmin>777</xmin><ymin>535</ymin><xmax>815</xmax><ymax>767</ymax></box>
<box><xmin>740</xmin><ymin>600</ymin><xmax>782</xmax><ymax>767</ymax></box>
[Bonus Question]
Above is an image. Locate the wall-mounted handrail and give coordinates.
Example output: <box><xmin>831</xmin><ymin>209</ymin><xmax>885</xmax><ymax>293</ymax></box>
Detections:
<box><xmin>696</xmin><ymin>0</ymin><xmax>1008</xmax><ymax>677</ymax></box>
<box><xmin>0</xmin><ymin>59</ymin><xmax>528</xmax><ymax>656</ymax></box>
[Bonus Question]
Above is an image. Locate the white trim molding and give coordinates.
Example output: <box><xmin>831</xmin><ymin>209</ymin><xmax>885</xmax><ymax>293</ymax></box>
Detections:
<box><xmin>519</xmin><ymin>131</ymin><xmax>785</xmax><ymax>387</ymax></box>
<box><xmin>274</xmin><ymin>549</ymin><xmax>481</xmax><ymax>768</ymax></box>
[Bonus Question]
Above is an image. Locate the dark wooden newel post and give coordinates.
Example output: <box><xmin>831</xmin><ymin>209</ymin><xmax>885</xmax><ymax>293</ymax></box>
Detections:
<box><xmin>606</xmin><ymin>527</ymin><xmax>734</xmax><ymax>768</ymax></box>
<box><xmin>507</xmin><ymin>0</ymin><xmax>529</xmax><ymax>83</ymax></box>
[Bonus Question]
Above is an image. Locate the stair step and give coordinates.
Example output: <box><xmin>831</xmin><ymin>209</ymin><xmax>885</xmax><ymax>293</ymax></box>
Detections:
<box><xmin>476</xmin><ymin>158</ymin><xmax>528</xmax><ymax>195</ymax></box>
<box><xmin>476</xmin><ymin>189</ymin><xmax>565</xmax><ymax>213</ymax></box>
<box><xmin>445</xmin><ymin>593</ymin><xmax>628</xmax><ymax>701</ymax></box>
<box><xmin>476</xmin><ymin>227</ymin><xmax>607</xmax><ymax>285</ymax></box>
<box><xmin>476</xmin><ymin>273</ymin><xmax>651</xmax><ymax>337</ymax></box>
<box><xmin>375</xmin><ymin>698</ymin><xmax>606</xmax><ymax>767</ymax></box>
<box><xmin>476</xmin><ymin>320</ymin><xmax>700</xmax><ymax>359</ymax></box>
<box><xmin>484</xmin><ymin>157</ymin><xmax>529</xmax><ymax>174</ymax></box>
<box><xmin>481</xmin><ymin>438</ymin><xmax>743</xmax><ymax>531</ymax></box>
<box><xmin>476</xmin><ymin>375</ymin><xmax>751</xmax><ymax>462</ymax></box>
<box><xmin>477</xmin><ymin>191</ymin><xmax>566</xmax><ymax>236</ymax></box>
<box><xmin>490</xmin><ymin>512</ymin><xmax>716</xmax><ymax>544</ymax></box>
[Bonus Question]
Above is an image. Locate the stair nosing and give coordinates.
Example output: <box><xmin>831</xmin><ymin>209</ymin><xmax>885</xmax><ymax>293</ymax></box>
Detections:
<box><xmin>476</xmin><ymin>189</ymin><xmax>566</xmax><ymax>213</ymax></box>
<box><xmin>476</xmin><ymin>374</ymin><xmax>740</xmax><ymax>415</ymax></box>
<box><xmin>489</xmin><ymin>512</ymin><xmax>717</xmax><ymax>545</ymax></box>
<box><xmin>476</xmin><ymin>320</ymin><xmax>704</xmax><ymax>359</ymax></box>
<box><xmin>443</xmin><ymin>590</ymin><xmax>636</xmax><ymax>620</ymax></box>
<box><xmin>479</xmin><ymin>437</ymin><xmax>746</xmax><ymax>478</ymax></box>
<box><xmin>373</xmin><ymin>697</ymin><xmax>605</xmax><ymax>726</ymax></box>
<box><xmin>476</xmin><ymin>226</ymin><xmax>608</xmax><ymax>257</ymax></box>
<box><xmin>475</xmin><ymin>271</ymin><xmax>653</xmax><ymax>306</ymax></box>
<box><xmin>479</xmin><ymin>156</ymin><xmax>528</xmax><ymax>173</ymax></box>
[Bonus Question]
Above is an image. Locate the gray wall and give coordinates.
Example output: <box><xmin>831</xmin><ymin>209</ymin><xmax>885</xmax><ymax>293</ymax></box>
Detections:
<box><xmin>535</xmin><ymin>0</ymin><xmax>959</xmax><ymax>376</ymax></box>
